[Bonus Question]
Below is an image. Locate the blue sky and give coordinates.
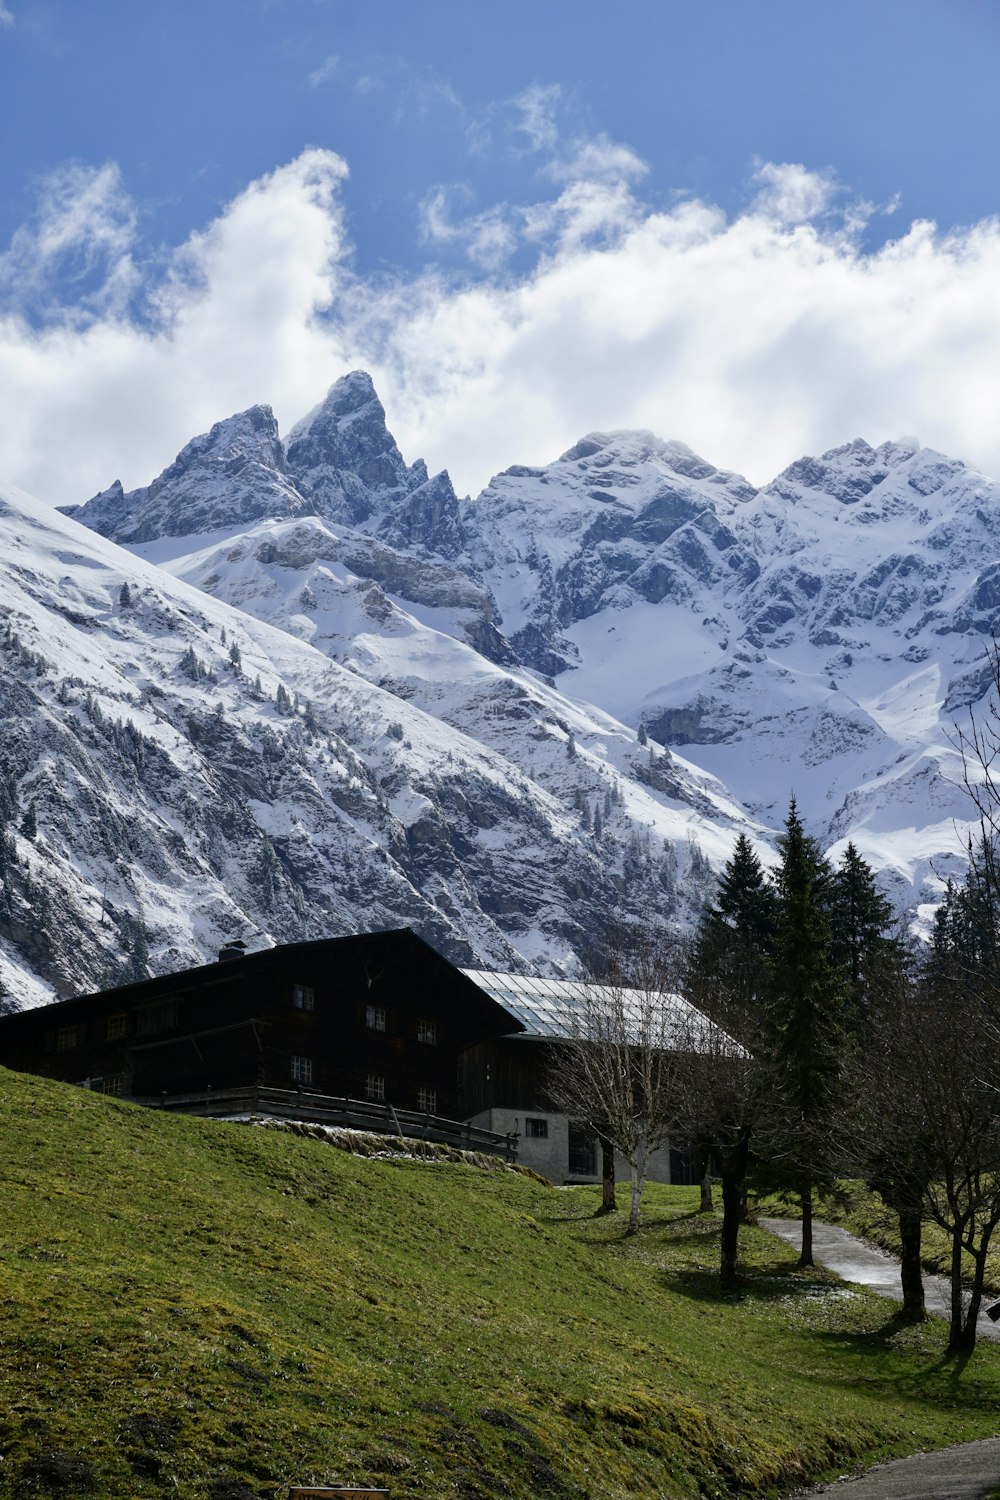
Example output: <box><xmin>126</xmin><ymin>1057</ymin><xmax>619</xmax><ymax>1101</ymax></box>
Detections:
<box><xmin>2</xmin><ymin>0</ymin><xmax>1000</xmax><ymax>504</ymax></box>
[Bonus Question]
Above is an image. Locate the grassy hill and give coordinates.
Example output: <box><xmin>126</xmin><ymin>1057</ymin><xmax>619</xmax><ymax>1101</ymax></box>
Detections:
<box><xmin>2</xmin><ymin>1067</ymin><xmax>1000</xmax><ymax>1500</ymax></box>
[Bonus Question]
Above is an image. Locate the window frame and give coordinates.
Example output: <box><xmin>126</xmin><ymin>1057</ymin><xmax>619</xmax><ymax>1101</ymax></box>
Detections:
<box><xmin>292</xmin><ymin>983</ymin><xmax>315</xmax><ymax>1012</ymax></box>
<box><xmin>416</xmin><ymin>1017</ymin><xmax>437</xmax><ymax>1046</ymax></box>
<box><xmin>365</xmin><ymin>1003</ymin><xmax>386</xmax><ymax>1032</ymax></box>
<box><xmin>290</xmin><ymin>1054</ymin><xmax>313</xmax><ymax>1086</ymax></box>
<box><xmin>524</xmin><ymin>1117</ymin><xmax>549</xmax><ymax>1139</ymax></box>
<box><xmin>365</xmin><ymin>1073</ymin><xmax>386</xmax><ymax>1102</ymax></box>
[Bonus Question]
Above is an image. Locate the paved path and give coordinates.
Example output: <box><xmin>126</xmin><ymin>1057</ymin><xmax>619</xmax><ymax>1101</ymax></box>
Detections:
<box><xmin>786</xmin><ymin>1437</ymin><xmax>1000</xmax><ymax>1498</ymax></box>
<box><xmin>761</xmin><ymin>1219</ymin><xmax>1000</xmax><ymax>1497</ymax></box>
<box><xmin>759</xmin><ymin>1218</ymin><xmax>1000</xmax><ymax>1344</ymax></box>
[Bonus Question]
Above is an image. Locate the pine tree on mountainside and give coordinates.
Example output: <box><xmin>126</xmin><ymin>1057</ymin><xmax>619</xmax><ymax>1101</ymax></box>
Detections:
<box><xmin>768</xmin><ymin>797</ymin><xmax>845</xmax><ymax>1268</ymax></box>
<box><xmin>19</xmin><ymin>801</ymin><xmax>37</xmax><ymax>842</ymax></box>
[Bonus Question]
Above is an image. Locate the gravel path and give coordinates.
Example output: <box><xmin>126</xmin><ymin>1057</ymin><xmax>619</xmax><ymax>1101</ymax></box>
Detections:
<box><xmin>760</xmin><ymin>1218</ymin><xmax>1000</xmax><ymax>1497</ymax></box>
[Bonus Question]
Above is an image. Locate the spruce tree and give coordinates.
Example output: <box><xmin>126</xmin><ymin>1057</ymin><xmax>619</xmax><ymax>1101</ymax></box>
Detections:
<box><xmin>829</xmin><ymin>841</ymin><xmax>900</xmax><ymax>1028</ymax></box>
<box><xmin>690</xmin><ymin>831</ymin><xmax>776</xmax><ymax>1026</ymax></box>
<box><xmin>768</xmin><ymin>798</ymin><xmax>845</xmax><ymax>1267</ymax></box>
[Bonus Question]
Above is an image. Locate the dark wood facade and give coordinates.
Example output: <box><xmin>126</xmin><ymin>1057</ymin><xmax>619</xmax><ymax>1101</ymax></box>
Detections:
<box><xmin>0</xmin><ymin>930</ymin><xmax>523</xmax><ymax>1120</ymax></box>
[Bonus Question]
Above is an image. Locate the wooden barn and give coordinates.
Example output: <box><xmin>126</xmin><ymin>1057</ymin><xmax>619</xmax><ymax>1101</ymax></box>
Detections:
<box><xmin>0</xmin><ymin>930</ymin><xmax>524</xmax><ymax>1156</ymax></box>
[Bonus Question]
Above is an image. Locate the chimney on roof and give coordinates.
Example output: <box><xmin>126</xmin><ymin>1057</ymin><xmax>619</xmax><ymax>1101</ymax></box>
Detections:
<box><xmin>218</xmin><ymin>939</ymin><xmax>248</xmax><ymax>962</ymax></box>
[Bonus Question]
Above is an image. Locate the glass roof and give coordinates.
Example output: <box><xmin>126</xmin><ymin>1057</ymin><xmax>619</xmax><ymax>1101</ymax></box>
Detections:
<box><xmin>461</xmin><ymin>969</ymin><xmax>707</xmax><ymax>1042</ymax></box>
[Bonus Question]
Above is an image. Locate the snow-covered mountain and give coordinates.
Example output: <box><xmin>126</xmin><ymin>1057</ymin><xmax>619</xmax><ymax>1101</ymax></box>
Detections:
<box><xmin>3</xmin><ymin>371</ymin><xmax>993</xmax><ymax>1005</ymax></box>
<box><xmin>0</xmin><ymin>459</ymin><xmax>743</xmax><ymax>1006</ymax></box>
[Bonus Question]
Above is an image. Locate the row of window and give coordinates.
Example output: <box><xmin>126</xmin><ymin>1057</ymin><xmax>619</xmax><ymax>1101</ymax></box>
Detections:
<box><xmin>364</xmin><ymin>1004</ymin><xmax>438</xmax><ymax>1045</ymax></box>
<box><xmin>55</xmin><ymin>993</ymin><xmax>441</xmax><ymax>1050</ymax></box>
<box><xmin>287</xmin><ymin>1056</ymin><xmax>436</xmax><ymax>1113</ymax></box>
<box><xmin>56</xmin><ymin>1001</ymin><xmax>178</xmax><ymax>1051</ymax></box>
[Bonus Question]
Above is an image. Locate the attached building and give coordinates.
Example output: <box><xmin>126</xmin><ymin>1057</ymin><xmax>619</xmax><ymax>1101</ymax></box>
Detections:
<box><xmin>459</xmin><ymin>970</ymin><xmax>700</xmax><ymax>1186</ymax></box>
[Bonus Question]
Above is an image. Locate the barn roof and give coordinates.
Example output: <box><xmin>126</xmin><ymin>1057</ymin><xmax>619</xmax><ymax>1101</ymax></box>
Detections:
<box><xmin>461</xmin><ymin>970</ymin><xmax>722</xmax><ymax>1046</ymax></box>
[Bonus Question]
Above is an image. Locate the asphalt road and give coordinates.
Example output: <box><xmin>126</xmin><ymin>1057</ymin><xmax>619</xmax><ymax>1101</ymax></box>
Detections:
<box><xmin>785</xmin><ymin>1437</ymin><xmax>1000</xmax><ymax>1499</ymax></box>
<box><xmin>761</xmin><ymin>1218</ymin><xmax>1000</xmax><ymax>1497</ymax></box>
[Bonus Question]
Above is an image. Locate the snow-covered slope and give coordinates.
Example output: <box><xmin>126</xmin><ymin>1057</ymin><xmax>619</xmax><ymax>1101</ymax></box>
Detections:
<box><xmin>0</xmin><ymin>475</ymin><xmax>752</xmax><ymax>1007</ymax></box>
<box><xmin>25</xmin><ymin>371</ymin><xmax>998</xmax><ymax>1007</ymax></box>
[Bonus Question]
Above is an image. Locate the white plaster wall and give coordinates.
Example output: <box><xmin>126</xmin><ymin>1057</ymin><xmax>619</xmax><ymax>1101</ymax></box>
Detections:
<box><xmin>468</xmin><ymin>1109</ymin><xmax>677</xmax><ymax>1187</ymax></box>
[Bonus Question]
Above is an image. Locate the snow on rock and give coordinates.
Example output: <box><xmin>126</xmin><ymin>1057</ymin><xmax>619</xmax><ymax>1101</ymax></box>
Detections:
<box><xmin>39</xmin><ymin>377</ymin><xmax>1000</xmax><ymax>1016</ymax></box>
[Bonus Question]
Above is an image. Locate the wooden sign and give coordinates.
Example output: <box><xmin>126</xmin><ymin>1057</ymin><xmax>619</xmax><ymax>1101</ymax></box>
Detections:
<box><xmin>288</xmin><ymin>1490</ymin><xmax>389</xmax><ymax>1499</ymax></box>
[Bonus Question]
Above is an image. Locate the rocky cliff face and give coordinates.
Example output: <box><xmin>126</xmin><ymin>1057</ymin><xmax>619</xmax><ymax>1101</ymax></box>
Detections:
<box><xmin>9</xmin><ymin>373</ymin><xmax>996</xmax><ymax>1006</ymax></box>
<box><xmin>0</xmin><ymin>480</ymin><xmax>738</xmax><ymax>1007</ymax></box>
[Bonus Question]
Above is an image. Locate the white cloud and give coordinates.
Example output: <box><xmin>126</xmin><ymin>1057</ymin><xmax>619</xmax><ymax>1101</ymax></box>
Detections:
<box><xmin>0</xmin><ymin>4</ymin><xmax>13</xmax><ymax>25</ymax></box>
<box><xmin>307</xmin><ymin>53</ymin><xmax>339</xmax><ymax>88</ymax></box>
<box><xmin>0</xmin><ymin>162</ymin><xmax>138</xmax><ymax>317</ymax></box>
<box><xmin>418</xmin><ymin>186</ymin><xmax>516</xmax><ymax>270</ymax></box>
<box><xmin>3</xmin><ymin>148</ymin><xmax>1000</xmax><ymax>515</ymax></box>
<box><xmin>512</xmin><ymin>84</ymin><xmax>562</xmax><ymax>154</ymax></box>
<box><xmin>750</xmin><ymin>159</ymin><xmax>838</xmax><ymax>224</ymax></box>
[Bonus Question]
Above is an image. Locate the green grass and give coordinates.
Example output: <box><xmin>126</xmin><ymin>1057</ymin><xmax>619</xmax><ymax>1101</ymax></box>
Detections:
<box><xmin>3</xmin><ymin>1069</ymin><xmax>1000</xmax><ymax>1500</ymax></box>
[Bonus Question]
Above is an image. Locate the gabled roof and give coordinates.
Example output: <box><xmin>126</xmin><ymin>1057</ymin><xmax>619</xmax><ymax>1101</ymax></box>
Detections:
<box><xmin>461</xmin><ymin>969</ymin><xmax>714</xmax><ymax>1044</ymax></box>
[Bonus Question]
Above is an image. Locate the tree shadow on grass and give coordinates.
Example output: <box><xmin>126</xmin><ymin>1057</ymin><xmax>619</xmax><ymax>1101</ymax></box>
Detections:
<box><xmin>664</xmin><ymin>1258</ymin><xmax>843</xmax><ymax>1306</ymax></box>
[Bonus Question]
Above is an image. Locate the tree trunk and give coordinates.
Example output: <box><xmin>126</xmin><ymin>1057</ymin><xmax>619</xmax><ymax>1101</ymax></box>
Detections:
<box><xmin>798</xmin><ymin>1177</ymin><xmax>814</xmax><ymax>1268</ymax></box>
<box><xmin>719</xmin><ymin>1136</ymin><xmax>749</xmax><ymax>1288</ymax></box>
<box><xmin>897</xmin><ymin>1203</ymin><xmax>927</xmax><ymax>1320</ymax></box>
<box><xmin>961</xmin><ymin>1249</ymin><xmax>987</xmax><ymax>1352</ymax></box>
<box><xmin>948</xmin><ymin>1225</ymin><xmax>967</xmax><ymax>1352</ymax></box>
<box><xmin>626</xmin><ymin>1145</ymin><xmax>647</xmax><ymax>1236</ymax></box>
<box><xmin>699</xmin><ymin>1146</ymin><xmax>713</xmax><ymax>1213</ymax></box>
<box><xmin>599</xmin><ymin>1132</ymin><xmax>617</xmax><ymax>1214</ymax></box>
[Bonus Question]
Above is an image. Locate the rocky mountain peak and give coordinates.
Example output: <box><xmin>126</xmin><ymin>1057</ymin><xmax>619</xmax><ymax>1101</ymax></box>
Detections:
<box><xmin>286</xmin><ymin>371</ymin><xmax>418</xmax><ymax>524</ymax></box>
<box><xmin>65</xmin><ymin>403</ymin><xmax>306</xmax><ymax>545</ymax></box>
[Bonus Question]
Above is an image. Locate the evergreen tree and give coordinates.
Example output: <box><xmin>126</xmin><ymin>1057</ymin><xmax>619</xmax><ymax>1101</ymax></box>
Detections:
<box><xmin>228</xmin><ymin>640</ymin><xmax>242</xmax><ymax>672</ymax></box>
<box><xmin>768</xmin><ymin>798</ymin><xmax>845</xmax><ymax>1267</ymax></box>
<box><xmin>19</xmin><ymin>800</ymin><xmax>37</xmax><ymax>842</ymax></box>
<box><xmin>829</xmin><ymin>841</ymin><xmax>901</xmax><ymax>1028</ymax></box>
<box><xmin>118</xmin><ymin>582</ymin><xmax>132</xmax><ymax>609</ymax></box>
<box><xmin>689</xmin><ymin>832</ymin><xmax>776</xmax><ymax>1033</ymax></box>
<box><xmin>566</xmin><ymin>730</ymin><xmax>576</xmax><ymax>758</ymax></box>
<box><xmin>637</xmin><ymin>722</ymin><xmax>648</xmax><ymax>747</ymax></box>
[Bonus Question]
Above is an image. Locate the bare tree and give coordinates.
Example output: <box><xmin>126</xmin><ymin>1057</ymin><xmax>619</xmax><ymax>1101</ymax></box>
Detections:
<box><xmin>672</xmin><ymin>991</ymin><xmax>772</xmax><ymax>1287</ymax></box>
<box><xmin>918</xmin><ymin>878</ymin><xmax>1000</xmax><ymax>1350</ymax></box>
<box><xmin>547</xmin><ymin>926</ymin><xmax>685</xmax><ymax>1235</ymax></box>
<box><xmin>839</xmin><ymin>969</ymin><xmax>931</xmax><ymax>1322</ymax></box>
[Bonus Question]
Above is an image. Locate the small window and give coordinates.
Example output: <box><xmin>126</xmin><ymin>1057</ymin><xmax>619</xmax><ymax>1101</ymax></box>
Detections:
<box><xmin>105</xmin><ymin>1013</ymin><xmax>128</xmax><ymax>1042</ymax></box>
<box><xmin>524</xmin><ymin>1117</ymin><xmax>548</xmax><ymax>1139</ymax></box>
<box><xmin>56</xmin><ymin>1025</ymin><xmax>79</xmax><ymax>1052</ymax></box>
<box><xmin>290</xmin><ymin>1055</ymin><xmax>313</xmax><ymax>1085</ymax></box>
<box><xmin>292</xmin><ymin>984</ymin><xmax>315</xmax><ymax>1011</ymax></box>
<box><xmin>365</xmin><ymin>1004</ymin><xmax>386</xmax><ymax>1031</ymax></box>
<box><xmin>136</xmin><ymin>1000</ymin><xmax>178</xmax><ymax>1039</ymax></box>
<box><xmin>102</xmin><ymin>1074</ymin><xmax>126</xmax><ymax>1097</ymax></box>
<box><xmin>417</xmin><ymin>1087</ymin><xmax>437</xmax><ymax>1113</ymax></box>
<box><xmin>365</xmin><ymin>1073</ymin><xmax>385</xmax><ymax>1102</ymax></box>
<box><xmin>416</xmin><ymin>1018</ymin><xmax>437</xmax><ymax>1045</ymax></box>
